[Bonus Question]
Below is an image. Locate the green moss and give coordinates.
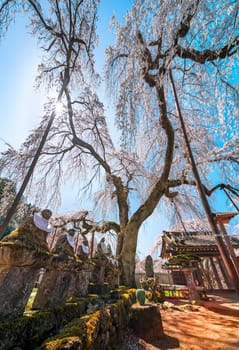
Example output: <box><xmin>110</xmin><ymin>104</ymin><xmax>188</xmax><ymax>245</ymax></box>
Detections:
<box><xmin>40</xmin><ymin>336</ymin><xmax>81</xmax><ymax>350</ymax></box>
<box><xmin>85</xmin><ymin>311</ymin><xmax>101</xmax><ymax>347</ymax></box>
<box><xmin>1</xmin><ymin>289</ymin><xmax>136</xmax><ymax>350</ymax></box>
<box><xmin>37</xmin><ymin>289</ymin><xmax>136</xmax><ymax>349</ymax></box>
<box><xmin>87</xmin><ymin>294</ymin><xmax>99</xmax><ymax>298</ymax></box>
<box><xmin>118</xmin><ymin>285</ymin><xmax>128</xmax><ymax>291</ymax></box>
<box><xmin>65</xmin><ymin>296</ymin><xmax>81</xmax><ymax>303</ymax></box>
<box><xmin>0</xmin><ymin>300</ymin><xmax>87</xmax><ymax>349</ymax></box>
<box><xmin>41</xmin><ymin>311</ymin><xmax>101</xmax><ymax>349</ymax></box>
<box><xmin>167</xmin><ymin>253</ymin><xmax>201</xmax><ymax>267</ymax></box>
<box><xmin>25</xmin><ymin>288</ymin><xmax>38</xmax><ymax>312</ymax></box>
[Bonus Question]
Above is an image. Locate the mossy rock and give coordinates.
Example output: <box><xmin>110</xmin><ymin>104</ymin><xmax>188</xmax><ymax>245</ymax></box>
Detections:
<box><xmin>40</xmin><ymin>289</ymin><xmax>136</xmax><ymax>349</ymax></box>
<box><xmin>0</xmin><ymin>302</ymin><xmax>87</xmax><ymax>350</ymax></box>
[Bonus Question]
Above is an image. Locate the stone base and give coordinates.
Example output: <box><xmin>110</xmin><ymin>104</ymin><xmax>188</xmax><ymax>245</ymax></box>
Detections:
<box><xmin>129</xmin><ymin>303</ymin><xmax>164</xmax><ymax>341</ymax></box>
<box><xmin>88</xmin><ymin>283</ymin><xmax>110</xmax><ymax>295</ymax></box>
<box><xmin>0</xmin><ymin>266</ymin><xmax>39</xmax><ymax>322</ymax></box>
<box><xmin>32</xmin><ymin>269</ymin><xmax>90</xmax><ymax>309</ymax></box>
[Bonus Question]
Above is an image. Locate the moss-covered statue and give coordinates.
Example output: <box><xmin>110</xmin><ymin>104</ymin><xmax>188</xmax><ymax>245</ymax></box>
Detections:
<box><xmin>2</xmin><ymin>209</ymin><xmax>54</xmax><ymax>251</ymax></box>
<box><xmin>77</xmin><ymin>238</ymin><xmax>90</xmax><ymax>261</ymax></box>
<box><xmin>95</xmin><ymin>237</ymin><xmax>107</xmax><ymax>258</ymax></box>
<box><xmin>52</xmin><ymin>228</ymin><xmax>76</xmax><ymax>258</ymax></box>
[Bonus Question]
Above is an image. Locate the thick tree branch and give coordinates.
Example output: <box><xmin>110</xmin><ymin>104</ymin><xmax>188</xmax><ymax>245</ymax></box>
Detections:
<box><xmin>176</xmin><ymin>36</ymin><xmax>239</xmax><ymax>63</ymax></box>
<box><xmin>175</xmin><ymin>0</ymin><xmax>200</xmax><ymax>40</ymax></box>
<box><xmin>81</xmin><ymin>216</ymin><xmax>120</xmax><ymax>235</ymax></box>
<box><xmin>27</xmin><ymin>0</ymin><xmax>54</xmax><ymax>32</ymax></box>
<box><xmin>136</xmin><ymin>31</ymin><xmax>158</xmax><ymax>86</ymax></box>
<box><xmin>0</xmin><ymin>0</ymin><xmax>12</xmax><ymax>13</ymax></box>
<box><xmin>167</xmin><ymin>178</ymin><xmax>239</xmax><ymax>197</ymax></box>
<box><xmin>130</xmin><ymin>85</ymin><xmax>174</xmax><ymax>226</ymax></box>
<box><xmin>63</xmin><ymin>92</ymin><xmax>119</xmax><ymax>197</ymax></box>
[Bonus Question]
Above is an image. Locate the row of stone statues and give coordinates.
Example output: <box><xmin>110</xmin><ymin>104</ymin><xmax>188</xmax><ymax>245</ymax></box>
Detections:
<box><xmin>52</xmin><ymin>228</ymin><xmax>90</xmax><ymax>261</ymax></box>
<box><xmin>0</xmin><ymin>208</ymin><xmax>119</xmax><ymax>322</ymax></box>
<box><xmin>2</xmin><ymin>208</ymin><xmax>115</xmax><ymax>262</ymax></box>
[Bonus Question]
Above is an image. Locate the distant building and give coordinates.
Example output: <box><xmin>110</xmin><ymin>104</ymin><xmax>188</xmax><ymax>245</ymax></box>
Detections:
<box><xmin>160</xmin><ymin>220</ymin><xmax>239</xmax><ymax>290</ymax></box>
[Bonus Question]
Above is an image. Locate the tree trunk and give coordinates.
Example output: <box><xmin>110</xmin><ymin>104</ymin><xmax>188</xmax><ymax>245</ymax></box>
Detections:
<box><xmin>119</xmin><ymin>222</ymin><xmax>140</xmax><ymax>287</ymax></box>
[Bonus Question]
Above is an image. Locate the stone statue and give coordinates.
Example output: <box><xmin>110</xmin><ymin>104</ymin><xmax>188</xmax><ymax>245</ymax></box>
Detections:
<box><xmin>0</xmin><ymin>209</ymin><xmax>53</xmax><ymax>321</ymax></box>
<box><xmin>53</xmin><ymin>228</ymin><xmax>76</xmax><ymax>257</ymax></box>
<box><xmin>77</xmin><ymin>238</ymin><xmax>90</xmax><ymax>261</ymax></box>
<box><xmin>2</xmin><ymin>209</ymin><xmax>53</xmax><ymax>251</ymax></box>
<box><xmin>96</xmin><ymin>237</ymin><xmax>107</xmax><ymax>257</ymax></box>
<box><xmin>145</xmin><ymin>255</ymin><xmax>154</xmax><ymax>278</ymax></box>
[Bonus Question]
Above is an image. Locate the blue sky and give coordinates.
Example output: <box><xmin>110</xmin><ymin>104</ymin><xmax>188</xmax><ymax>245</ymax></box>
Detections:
<box><xmin>0</xmin><ymin>1</ymin><xmax>133</xmax><ymax>150</ymax></box>
<box><xmin>0</xmin><ymin>1</ymin><xmax>238</xmax><ymax>257</ymax></box>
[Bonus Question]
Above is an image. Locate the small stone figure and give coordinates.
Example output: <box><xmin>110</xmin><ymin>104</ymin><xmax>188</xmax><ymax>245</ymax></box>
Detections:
<box><xmin>145</xmin><ymin>255</ymin><xmax>154</xmax><ymax>278</ymax></box>
<box><xmin>96</xmin><ymin>237</ymin><xmax>107</xmax><ymax>257</ymax></box>
<box><xmin>77</xmin><ymin>238</ymin><xmax>90</xmax><ymax>261</ymax></box>
<box><xmin>53</xmin><ymin>228</ymin><xmax>76</xmax><ymax>257</ymax></box>
<box><xmin>66</xmin><ymin>229</ymin><xmax>76</xmax><ymax>250</ymax></box>
<box><xmin>2</xmin><ymin>209</ymin><xmax>53</xmax><ymax>251</ymax></box>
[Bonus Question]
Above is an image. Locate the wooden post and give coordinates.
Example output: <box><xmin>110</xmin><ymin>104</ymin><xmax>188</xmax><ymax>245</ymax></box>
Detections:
<box><xmin>169</xmin><ymin>70</ymin><xmax>239</xmax><ymax>294</ymax></box>
<box><xmin>195</xmin><ymin>266</ymin><xmax>204</xmax><ymax>287</ymax></box>
<box><xmin>215</xmin><ymin>212</ymin><xmax>239</xmax><ymax>277</ymax></box>
<box><xmin>198</xmin><ymin>260</ymin><xmax>211</xmax><ymax>289</ymax></box>
<box><xmin>204</xmin><ymin>258</ymin><xmax>214</xmax><ymax>290</ymax></box>
<box><xmin>217</xmin><ymin>256</ymin><xmax>233</xmax><ymax>289</ymax></box>
<box><xmin>210</xmin><ymin>257</ymin><xmax>223</xmax><ymax>289</ymax></box>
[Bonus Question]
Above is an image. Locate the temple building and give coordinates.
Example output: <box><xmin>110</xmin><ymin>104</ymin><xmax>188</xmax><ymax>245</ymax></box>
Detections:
<box><xmin>160</xmin><ymin>217</ymin><xmax>239</xmax><ymax>291</ymax></box>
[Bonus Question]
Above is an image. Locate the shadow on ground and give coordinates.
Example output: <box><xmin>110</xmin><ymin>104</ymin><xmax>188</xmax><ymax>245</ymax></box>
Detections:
<box><xmin>118</xmin><ymin>329</ymin><xmax>180</xmax><ymax>350</ymax></box>
<box><xmin>145</xmin><ymin>334</ymin><xmax>180</xmax><ymax>349</ymax></box>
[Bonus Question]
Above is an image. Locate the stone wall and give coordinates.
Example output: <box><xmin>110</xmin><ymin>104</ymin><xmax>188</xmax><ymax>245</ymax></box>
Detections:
<box><xmin>0</xmin><ymin>298</ymin><xmax>89</xmax><ymax>350</ymax></box>
<box><xmin>39</xmin><ymin>288</ymin><xmax>136</xmax><ymax>350</ymax></box>
<box><xmin>0</xmin><ymin>234</ymin><xmax>119</xmax><ymax>323</ymax></box>
<box><xmin>0</xmin><ymin>242</ymin><xmax>93</xmax><ymax>322</ymax></box>
<box><xmin>0</xmin><ymin>289</ymin><xmax>136</xmax><ymax>350</ymax></box>
<box><xmin>0</xmin><ymin>242</ymin><xmax>50</xmax><ymax>321</ymax></box>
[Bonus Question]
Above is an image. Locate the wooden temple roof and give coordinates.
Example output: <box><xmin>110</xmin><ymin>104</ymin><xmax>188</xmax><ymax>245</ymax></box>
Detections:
<box><xmin>160</xmin><ymin>229</ymin><xmax>239</xmax><ymax>258</ymax></box>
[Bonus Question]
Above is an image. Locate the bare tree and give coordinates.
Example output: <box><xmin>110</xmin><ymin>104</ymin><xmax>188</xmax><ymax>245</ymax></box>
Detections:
<box><xmin>103</xmin><ymin>0</ymin><xmax>239</xmax><ymax>285</ymax></box>
<box><xmin>1</xmin><ymin>0</ymin><xmax>239</xmax><ymax>286</ymax></box>
<box><xmin>0</xmin><ymin>0</ymin><xmax>98</xmax><ymax>234</ymax></box>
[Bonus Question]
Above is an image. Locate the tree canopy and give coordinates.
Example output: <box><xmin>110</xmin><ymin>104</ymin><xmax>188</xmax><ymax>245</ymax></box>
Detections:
<box><xmin>0</xmin><ymin>0</ymin><xmax>239</xmax><ymax>286</ymax></box>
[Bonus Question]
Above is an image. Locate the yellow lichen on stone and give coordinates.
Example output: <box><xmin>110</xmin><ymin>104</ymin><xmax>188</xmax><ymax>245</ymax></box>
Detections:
<box><xmin>41</xmin><ymin>336</ymin><xmax>81</xmax><ymax>350</ymax></box>
<box><xmin>2</xmin><ymin>217</ymin><xmax>49</xmax><ymax>252</ymax></box>
<box><xmin>31</xmin><ymin>288</ymin><xmax>137</xmax><ymax>349</ymax></box>
<box><xmin>85</xmin><ymin>310</ymin><xmax>101</xmax><ymax>347</ymax></box>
